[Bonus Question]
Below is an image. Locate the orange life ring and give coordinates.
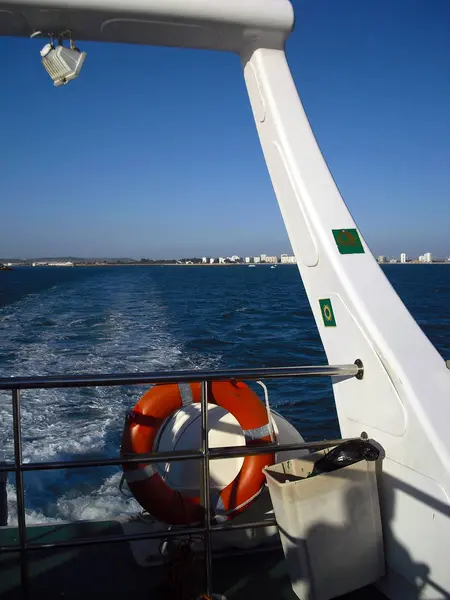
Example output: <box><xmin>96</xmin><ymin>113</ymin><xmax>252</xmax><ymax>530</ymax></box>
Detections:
<box><xmin>121</xmin><ymin>381</ymin><xmax>274</xmax><ymax>525</ymax></box>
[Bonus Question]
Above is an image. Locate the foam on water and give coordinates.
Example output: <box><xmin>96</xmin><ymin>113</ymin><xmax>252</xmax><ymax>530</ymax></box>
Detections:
<box><xmin>6</xmin><ymin>473</ymin><xmax>141</xmax><ymax>525</ymax></box>
<box><xmin>0</xmin><ymin>269</ymin><xmax>219</xmax><ymax>523</ymax></box>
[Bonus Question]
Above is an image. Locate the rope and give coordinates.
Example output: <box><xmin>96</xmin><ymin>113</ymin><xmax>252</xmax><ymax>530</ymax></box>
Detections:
<box><xmin>158</xmin><ymin>536</ymin><xmax>204</xmax><ymax>600</ymax></box>
<box><xmin>256</xmin><ymin>381</ymin><xmax>275</xmax><ymax>442</ymax></box>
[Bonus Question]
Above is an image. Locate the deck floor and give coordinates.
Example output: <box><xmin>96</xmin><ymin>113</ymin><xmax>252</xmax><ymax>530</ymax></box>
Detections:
<box><xmin>0</xmin><ymin>522</ymin><xmax>386</xmax><ymax>599</ymax></box>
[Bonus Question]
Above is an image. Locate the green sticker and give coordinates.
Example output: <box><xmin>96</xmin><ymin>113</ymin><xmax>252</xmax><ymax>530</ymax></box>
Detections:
<box><xmin>319</xmin><ymin>299</ymin><xmax>336</xmax><ymax>327</ymax></box>
<box><xmin>332</xmin><ymin>228</ymin><xmax>364</xmax><ymax>254</ymax></box>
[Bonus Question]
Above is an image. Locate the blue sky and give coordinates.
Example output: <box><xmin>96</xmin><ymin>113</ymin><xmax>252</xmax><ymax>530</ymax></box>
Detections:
<box><xmin>0</xmin><ymin>0</ymin><xmax>449</xmax><ymax>259</ymax></box>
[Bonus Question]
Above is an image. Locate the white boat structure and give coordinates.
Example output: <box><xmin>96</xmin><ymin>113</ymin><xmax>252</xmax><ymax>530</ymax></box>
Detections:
<box><xmin>0</xmin><ymin>1</ymin><xmax>449</xmax><ymax>599</ymax></box>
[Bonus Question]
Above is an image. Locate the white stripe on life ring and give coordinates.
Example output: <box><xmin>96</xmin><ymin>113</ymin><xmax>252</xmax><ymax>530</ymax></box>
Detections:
<box><xmin>125</xmin><ymin>464</ymin><xmax>156</xmax><ymax>483</ymax></box>
<box><xmin>242</xmin><ymin>423</ymin><xmax>271</xmax><ymax>441</ymax></box>
<box><xmin>178</xmin><ymin>383</ymin><xmax>194</xmax><ymax>406</ymax></box>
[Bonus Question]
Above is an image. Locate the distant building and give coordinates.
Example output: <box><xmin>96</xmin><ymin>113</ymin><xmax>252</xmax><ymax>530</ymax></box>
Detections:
<box><xmin>244</xmin><ymin>257</ymin><xmax>250</xmax><ymax>263</ymax></box>
<box><xmin>260</xmin><ymin>254</ymin><xmax>267</xmax><ymax>262</ymax></box>
<box><xmin>389</xmin><ymin>259</ymin><xmax>398</xmax><ymax>263</ymax></box>
<box><xmin>218</xmin><ymin>257</ymin><xmax>225</xmax><ymax>264</ymax></box>
<box><xmin>229</xmin><ymin>255</ymin><xmax>240</xmax><ymax>262</ymax></box>
<box><xmin>253</xmin><ymin>256</ymin><xmax>261</xmax><ymax>264</ymax></box>
<box><xmin>400</xmin><ymin>253</ymin><xmax>407</xmax><ymax>264</ymax></box>
<box><xmin>377</xmin><ymin>256</ymin><xmax>386</xmax><ymax>264</ymax></box>
<box><xmin>424</xmin><ymin>252</ymin><xmax>433</xmax><ymax>263</ymax></box>
<box><xmin>202</xmin><ymin>257</ymin><xmax>207</xmax><ymax>263</ymax></box>
<box><xmin>280</xmin><ymin>254</ymin><xmax>296</xmax><ymax>264</ymax></box>
<box><xmin>32</xmin><ymin>261</ymin><xmax>74</xmax><ymax>267</ymax></box>
<box><xmin>264</xmin><ymin>256</ymin><xmax>278</xmax><ymax>264</ymax></box>
<box><xmin>209</xmin><ymin>258</ymin><xmax>215</xmax><ymax>264</ymax></box>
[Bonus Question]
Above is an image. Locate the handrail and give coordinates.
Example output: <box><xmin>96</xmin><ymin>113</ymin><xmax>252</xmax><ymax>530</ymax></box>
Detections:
<box><xmin>0</xmin><ymin>517</ymin><xmax>279</xmax><ymax>554</ymax></box>
<box><xmin>0</xmin><ymin>362</ymin><xmax>362</xmax><ymax>390</ymax></box>
<box><xmin>0</xmin><ymin>362</ymin><xmax>364</xmax><ymax>598</ymax></box>
<box><xmin>0</xmin><ymin>438</ymin><xmax>348</xmax><ymax>473</ymax></box>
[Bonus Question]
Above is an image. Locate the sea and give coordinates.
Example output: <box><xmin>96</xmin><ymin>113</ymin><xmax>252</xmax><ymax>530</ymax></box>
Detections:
<box><xmin>0</xmin><ymin>264</ymin><xmax>449</xmax><ymax>525</ymax></box>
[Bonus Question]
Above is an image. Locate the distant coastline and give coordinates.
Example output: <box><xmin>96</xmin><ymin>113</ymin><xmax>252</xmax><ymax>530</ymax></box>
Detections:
<box><xmin>73</xmin><ymin>262</ymin><xmax>297</xmax><ymax>267</ymax></box>
<box><xmin>2</xmin><ymin>257</ymin><xmax>450</xmax><ymax>268</ymax></box>
<box><xmin>0</xmin><ymin>254</ymin><xmax>296</xmax><ymax>268</ymax></box>
<box><xmin>0</xmin><ymin>261</ymin><xmax>298</xmax><ymax>268</ymax></box>
<box><xmin>382</xmin><ymin>262</ymin><xmax>450</xmax><ymax>265</ymax></box>
<box><xmin>2</xmin><ymin>260</ymin><xmax>450</xmax><ymax>268</ymax></box>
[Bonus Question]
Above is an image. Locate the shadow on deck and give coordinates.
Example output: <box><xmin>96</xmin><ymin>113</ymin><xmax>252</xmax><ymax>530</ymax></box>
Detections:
<box><xmin>0</xmin><ymin>521</ymin><xmax>385</xmax><ymax>600</ymax></box>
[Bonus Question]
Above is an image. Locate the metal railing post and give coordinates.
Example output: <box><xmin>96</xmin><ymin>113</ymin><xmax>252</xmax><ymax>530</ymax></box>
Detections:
<box><xmin>201</xmin><ymin>380</ymin><xmax>213</xmax><ymax>598</ymax></box>
<box><xmin>12</xmin><ymin>388</ymin><xmax>28</xmax><ymax>598</ymax></box>
<box><xmin>0</xmin><ymin>460</ymin><xmax>7</xmax><ymax>527</ymax></box>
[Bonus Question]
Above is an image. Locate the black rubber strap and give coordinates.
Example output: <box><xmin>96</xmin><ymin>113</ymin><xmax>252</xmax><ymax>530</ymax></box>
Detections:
<box><xmin>126</xmin><ymin>410</ymin><xmax>161</xmax><ymax>427</ymax></box>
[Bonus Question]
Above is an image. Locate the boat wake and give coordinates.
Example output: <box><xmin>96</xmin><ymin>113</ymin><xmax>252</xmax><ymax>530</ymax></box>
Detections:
<box><xmin>0</xmin><ymin>269</ymin><xmax>220</xmax><ymax>524</ymax></box>
<box><xmin>6</xmin><ymin>473</ymin><xmax>141</xmax><ymax>525</ymax></box>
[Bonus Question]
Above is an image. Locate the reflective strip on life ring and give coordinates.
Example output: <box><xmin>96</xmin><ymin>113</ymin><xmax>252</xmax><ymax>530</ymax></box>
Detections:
<box><xmin>120</xmin><ymin>381</ymin><xmax>275</xmax><ymax>525</ymax></box>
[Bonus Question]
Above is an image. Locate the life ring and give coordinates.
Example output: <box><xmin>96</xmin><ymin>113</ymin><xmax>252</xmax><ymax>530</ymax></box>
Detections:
<box><xmin>121</xmin><ymin>381</ymin><xmax>275</xmax><ymax>525</ymax></box>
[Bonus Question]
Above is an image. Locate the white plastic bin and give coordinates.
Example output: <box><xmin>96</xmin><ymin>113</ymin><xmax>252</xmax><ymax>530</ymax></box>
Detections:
<box><xmin>264</xmin><ymin>450</ymin><xmax>385</xmax><ymax>600</ymax></box>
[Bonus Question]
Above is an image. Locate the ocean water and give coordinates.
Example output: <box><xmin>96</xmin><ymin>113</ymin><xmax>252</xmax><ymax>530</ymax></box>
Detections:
<box><xmin>0</xmin><ymin>264</ymin><xmax>449</xmax><ymax>524</ymax></box>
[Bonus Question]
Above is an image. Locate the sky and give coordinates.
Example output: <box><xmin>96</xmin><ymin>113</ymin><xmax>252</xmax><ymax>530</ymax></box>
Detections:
<box><xmin>0</xmin><ymin>0</ymin><xmax>449</xmax><ymax>259</ymax></box>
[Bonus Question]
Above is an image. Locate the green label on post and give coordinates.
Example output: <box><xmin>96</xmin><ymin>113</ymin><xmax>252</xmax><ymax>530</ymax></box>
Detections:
<box><xmin>319</xmin><ymin>299</ymin><xmax>336</xmax><ymax>327</ymax></box>
<box><xmin>332</xmin><ymin>229</ymin><xmax>364</xmax><ymax>254</ymax></box>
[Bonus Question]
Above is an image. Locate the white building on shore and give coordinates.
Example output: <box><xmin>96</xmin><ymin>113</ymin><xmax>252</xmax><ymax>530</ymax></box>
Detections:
<box><xmin>253</xmin><ymin>256</ymin><xmax>261</xmax><ymax>263</ymax></box>
<box><xmin>218</xmin><ymin>257</ymin><xmax>225</xmax><ymax>264</ymax></box>
<box><xmin>32</xmin><ymin>261</ymin><xmax>74</xmax><ymax>267</ymax></box>
<box><xmin>244</xmin><ymin>257</ymin><xmax>250</xmax><ymax>263</ymax></box>
<box><xmin>419</xmin><ymin>253</ymin><xmax>433</xmax><ymax>263</ymax></box>
<box><xmin>400</xmin><ymin>253</ymin><xmax>407</xmax><ymax>263</ymax></box>
<box><xmin>263</xmin><ymin>256</ymin><xmax>278</xmax><ymax>264</ymax></box>
<box><xmin>280</xmin><ymin>254</ymin><xmax>296</xmax><ymax>264</ymax></box>
<box><xmin>202</xmin><ymin>257</ymin><xmax>207</xmax><ymax>263</ymax></box>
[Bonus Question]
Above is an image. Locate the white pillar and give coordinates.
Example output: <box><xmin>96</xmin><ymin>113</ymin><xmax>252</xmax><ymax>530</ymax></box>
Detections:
<box><xmin>242</xmin><ymin>45</ymin><xmax>450</xmax><ymax>598</ymax></box>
